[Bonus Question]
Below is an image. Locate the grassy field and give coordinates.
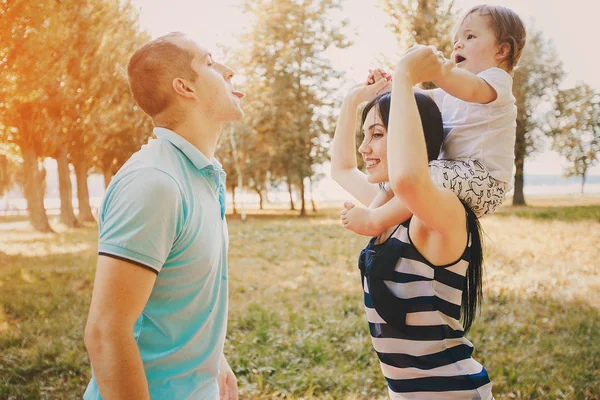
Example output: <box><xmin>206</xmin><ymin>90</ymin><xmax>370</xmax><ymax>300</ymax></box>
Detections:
<box><xmin>0</xmin><ymin>199</ymin><xmax>599</xmax><ymax>399</ymax></box>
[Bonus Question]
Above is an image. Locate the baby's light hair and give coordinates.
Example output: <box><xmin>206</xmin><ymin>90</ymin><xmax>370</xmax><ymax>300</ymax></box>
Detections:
<box><xmin>461</xmin><ymin>5</ymin><xmax>526</xmax><ymax>72</ymax></box>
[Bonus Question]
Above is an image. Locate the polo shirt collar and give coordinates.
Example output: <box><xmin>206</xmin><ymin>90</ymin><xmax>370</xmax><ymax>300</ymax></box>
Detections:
<box><xmin>154</xmin><ymin>127</ymin><xmax>221</xmax><ymax>172</ymax></box>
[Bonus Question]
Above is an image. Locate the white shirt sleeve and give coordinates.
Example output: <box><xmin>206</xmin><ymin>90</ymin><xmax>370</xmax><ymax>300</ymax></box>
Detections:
<box><xmin>477</xmin><ymin>67</ymin><xmax>513</xmax><ymax>106</ymax></box>
<box><xmin>429</xmin><ymin>88</ymin><xmax>446</xmax><ymax>110</ymax></box>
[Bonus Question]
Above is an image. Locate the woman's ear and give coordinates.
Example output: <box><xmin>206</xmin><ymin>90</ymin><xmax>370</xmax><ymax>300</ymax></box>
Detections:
<box><xmin>172</xmin><ymin>78</ymin><xmax>196</xmax><ymax>99</ymax></box>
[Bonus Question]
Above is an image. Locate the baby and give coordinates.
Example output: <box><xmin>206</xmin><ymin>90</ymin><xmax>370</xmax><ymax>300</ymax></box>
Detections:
<box><xmin>343</xmin><ymin>5</ymin><xmax>527</xmax><ymax>235</ymax></box>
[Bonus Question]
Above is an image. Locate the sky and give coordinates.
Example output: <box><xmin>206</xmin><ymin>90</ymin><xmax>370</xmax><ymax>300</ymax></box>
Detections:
<box><xmin>130</xmin><ymin>0</ymin><xmax>600</xmax><ymax>176</ymax></box>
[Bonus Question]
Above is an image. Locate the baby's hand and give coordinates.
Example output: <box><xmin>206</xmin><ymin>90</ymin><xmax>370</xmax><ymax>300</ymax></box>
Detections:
<box><xmin>366</xmin><ymin>68</ymin><xmax>392</xmax><ymax>85</ymax></box>
<box><xmin>340</xmin><ymin>201</ymin><xmax>385</xmax><ymax>237</ymax></box>
<box><xmin>440</xmin><ymin>56</ymin><xmax>455</xmax><ymax>79</ymax></box>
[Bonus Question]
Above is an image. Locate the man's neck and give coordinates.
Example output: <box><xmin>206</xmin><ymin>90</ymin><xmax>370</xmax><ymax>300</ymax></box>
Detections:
<box><xmin>161</xmin><ymin>114</ymin><xmax>223</xmax><ymax>161</ymax></box>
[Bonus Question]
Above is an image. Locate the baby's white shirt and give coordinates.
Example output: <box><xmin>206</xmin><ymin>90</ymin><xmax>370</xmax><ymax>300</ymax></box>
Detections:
<box><xmin>431</xmin><ymin>67</ymin><xmax>517</xmax><ymax>183</ymax></box>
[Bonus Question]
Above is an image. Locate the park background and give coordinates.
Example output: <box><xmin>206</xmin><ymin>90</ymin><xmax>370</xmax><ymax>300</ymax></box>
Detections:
<box><xmin>1</xmin><ymin>0</ymin><xmax>599</xmax><ymax>399</ymax></box>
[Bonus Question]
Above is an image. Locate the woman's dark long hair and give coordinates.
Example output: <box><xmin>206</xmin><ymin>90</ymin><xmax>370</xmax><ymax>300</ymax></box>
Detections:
<box><xmin>461</xmin><ymin>202</ymin><xmax>484</xmax><ymax>333</ymax></box>
<box><xmin>362</xmin><ymin>91</ymin><xmax>485</xmax><ymax>333</ymax></box>
<box><xmin>361</xmin><ymin>92</ymin><xmax>443</xmax><ymax>162</ymax></box>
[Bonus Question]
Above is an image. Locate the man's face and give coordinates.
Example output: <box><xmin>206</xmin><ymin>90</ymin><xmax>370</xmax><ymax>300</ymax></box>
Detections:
<box><xmin>176</xmin><ymin>38</ymin><xmax>245</xmax><ymax>122</ymax></box>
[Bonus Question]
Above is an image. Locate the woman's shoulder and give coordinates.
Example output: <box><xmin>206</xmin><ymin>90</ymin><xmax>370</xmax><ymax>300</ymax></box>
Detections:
<box><xmin>406</xmin><ymin>203</ymin><xmax>470</xmax><ymax>267</ymax></box>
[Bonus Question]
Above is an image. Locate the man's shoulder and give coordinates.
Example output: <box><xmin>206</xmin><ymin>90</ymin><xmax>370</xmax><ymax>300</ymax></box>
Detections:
<box><xmin>114</xmin><ymin>139</ymin><xmax>184</xmax><ymax>184</ymax></box>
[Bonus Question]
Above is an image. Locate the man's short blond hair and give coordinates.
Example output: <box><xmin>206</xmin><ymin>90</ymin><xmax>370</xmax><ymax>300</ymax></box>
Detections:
<box><xmin>127</xmin><ymin>32</ymin><xmax>198</xmax><ymax>117</ymax></box>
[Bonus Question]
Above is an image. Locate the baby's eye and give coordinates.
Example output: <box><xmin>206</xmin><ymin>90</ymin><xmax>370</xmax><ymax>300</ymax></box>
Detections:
<box><xmin>467</xmin><ymin>34</ymin><xmax>475</xmax><ymax>40</ymax></box>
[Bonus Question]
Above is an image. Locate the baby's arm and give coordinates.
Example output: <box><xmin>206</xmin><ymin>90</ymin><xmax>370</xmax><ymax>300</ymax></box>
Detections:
<box><xmin>341</xmin><ymin>192</ymin><xmax>413</xmax><ymax>237</ymax></box>
<box><xmin>433</xmin><ymin>65</ymin><xmax>497</xmax><ymax>104</ymax></box>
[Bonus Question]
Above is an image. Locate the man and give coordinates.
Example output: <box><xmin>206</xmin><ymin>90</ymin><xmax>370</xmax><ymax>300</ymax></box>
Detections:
<box><xmin>83</xmin><ymin>32</ymin><xmax>245</xmax><ymax>400</ymax></box>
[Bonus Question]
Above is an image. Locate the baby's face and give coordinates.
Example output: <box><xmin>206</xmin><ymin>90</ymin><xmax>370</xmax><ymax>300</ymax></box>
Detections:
<box><xmin>452</xmin><ymin>13</ymin><xmax>502</xmax><ymax>75</ymax></box>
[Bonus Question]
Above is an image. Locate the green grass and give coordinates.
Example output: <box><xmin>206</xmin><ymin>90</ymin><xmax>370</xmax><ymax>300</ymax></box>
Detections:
<box><xmin>0</xmin><ymin>208</ymin><xmax>599</xmax><ymax>399</ymax></box>
<box><xmin>498</xmin><ymin>205</ymin><xmax>600</xmax><ymax>223</ymax></box>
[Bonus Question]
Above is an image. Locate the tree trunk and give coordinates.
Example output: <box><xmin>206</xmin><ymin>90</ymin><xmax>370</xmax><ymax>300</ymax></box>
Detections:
<box><xmin>74</xmin><ymin>158</ymin><xmax>95</xmax><ymax>223</ymax></box>
<box><xmin>581</xmin><ymin>171</ymin><xmax>586</xmax><ymax>194</ymax></box>
<box><xmin>287</xmin><ymin>178</ymin><xmax>295</xmax><ymax>210</ymax></box>
<box><xmin>231</xmin><ymin>183</ymin><xmax>237</xmax><ymax>215</ymax></box>
<box><xmin>56</xmin><ymin>149</ymin><xmax>79</xmax><ymax>227</ymax></box>
<box><xmin>299</xmin><ymin>177</ymin><xmax>306</xmax><ymax>217</ymax></box>
<box><xmin>22</xmin><ymin>148</ymin><xmax>53</xmax><ymax>232</ymax></box>
<box><xmin>103</xmin><ymin>169</ymin><xmax>113</xmax><ymax>189</ymax></box>
<box><xmin>309</xmin><ymin>176</ymin><xmax>317</xmax><ymax>212</ymax></box>
<box><xmin>255</xmin><ymin>188</ymin><xmax>264</xmax><ymax>210</ymax></box>
<box><xmin>262</xmin><ymin>187</ymin><xmax>271</xmax><ymax>205</ymax></box>
<box><xmin>512</xmin><ymin>127</ymin><xmax>527</xmax><ymax>206</ymax></box>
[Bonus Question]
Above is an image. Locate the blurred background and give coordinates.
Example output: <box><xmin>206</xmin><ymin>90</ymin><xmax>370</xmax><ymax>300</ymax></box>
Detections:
<box><xmin>1</xmin><ymin>1</ymin><xmax>599</xmax><ymax>399</ymax></box>
<box><xmin>1</xmin><ymin>0</ymin><xmax>599</xmax><ymax>229</ymax></box>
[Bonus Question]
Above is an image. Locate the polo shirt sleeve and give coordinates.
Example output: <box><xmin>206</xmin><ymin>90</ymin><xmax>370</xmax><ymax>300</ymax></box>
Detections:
<box><xmin>97</xmin><ymin>168</ymin><xmax>183</xmax><ymax>274</ymax></box>
<box><xmin>478</xmin><ymin>67</ymin><xmax>513</xmax><ymax>106</ymax></box>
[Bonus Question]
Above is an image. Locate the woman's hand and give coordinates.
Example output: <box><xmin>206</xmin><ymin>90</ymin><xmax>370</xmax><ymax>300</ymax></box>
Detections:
<box><xmin>345</xmin><ymin>69</ymin><xmax>392</xmax><ymax>106</ymax></box>
<box><xmin>394</xmin><ymin>45</ymin><xmax>453</xmax><ymax>85</ymax></box>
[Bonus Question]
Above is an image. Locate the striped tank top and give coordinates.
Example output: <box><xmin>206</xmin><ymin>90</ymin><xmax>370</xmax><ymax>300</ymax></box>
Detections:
<box><xmin>358</xmin><ymin>219</ymin><xmax>492</xmax><ymax>399</ymax></box>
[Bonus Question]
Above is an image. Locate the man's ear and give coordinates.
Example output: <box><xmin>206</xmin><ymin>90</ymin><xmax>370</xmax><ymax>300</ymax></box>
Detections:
<box><xmin>172</xmin><ymin>78</ymin><xmax>195</xmax><ymax>99</ymax></box>
<box><xmin>496</xmin><ymin>42</ymin><xmax>511</xmax><ymax>62</ymax></box>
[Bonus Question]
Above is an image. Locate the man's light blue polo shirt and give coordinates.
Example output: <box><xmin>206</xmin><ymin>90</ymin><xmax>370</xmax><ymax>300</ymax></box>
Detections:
<box><xmin>84</xmin><ymin>127</ymin><xmax>229</xmax><ymax>400</ymax></box>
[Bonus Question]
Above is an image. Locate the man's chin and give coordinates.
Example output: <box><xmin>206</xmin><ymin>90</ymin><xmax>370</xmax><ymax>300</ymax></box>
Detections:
<box><xmin>222</xmin><ymin>108</ymin><xmax>244</xmax><ymax>122</ymax></box>
<box><xmin>231</xmin><ymin>108</ymin><xmax>244</xmax><ymax>121</ymax></box>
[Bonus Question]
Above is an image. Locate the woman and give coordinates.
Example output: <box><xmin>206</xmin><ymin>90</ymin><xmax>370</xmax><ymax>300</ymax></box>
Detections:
<box><xmin>331</xmin><ymin>46</ymin><xmax>492</xmax><ymax>399</ymax></box>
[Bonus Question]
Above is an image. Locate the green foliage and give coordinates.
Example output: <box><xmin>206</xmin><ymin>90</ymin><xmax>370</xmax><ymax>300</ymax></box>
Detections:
<box><xmin>513</xmin><ymin>28</ymin><xmax>564</xmax><ymax>157</ymax></box>
<box><xmin>225</xmin><ymin>0</ymin><xmax>351</xmax><ymax>213</ymax></box>
<box><xmin>0</xmin><ymin>0</ymin><xmax>152</xmax><ymax>228</ymax></box>
<box><xmin>381</xmin><ymin>0</ymin><xmax>458</xmax><ymax>56</ymax></box>
<box><xmin>551</xmin><ymin>84</ymin><xmax>600</xmax><ymax>192</ymax></box>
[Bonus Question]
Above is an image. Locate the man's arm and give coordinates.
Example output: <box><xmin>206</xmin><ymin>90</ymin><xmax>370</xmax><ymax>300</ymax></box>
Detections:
<box><xmin>433</xmin><ymin>66</ymin><xmax>497</xmax><ymax>104</ymax></box>
<box><xmin>84</xmin><ymin>255</ymin><xmax>157</xmax><ymax>400</ymax></box>
<box><xmin>218</xmin><ymin>354</ymin><xmax>238</xmax><ymax>400</ymax></box>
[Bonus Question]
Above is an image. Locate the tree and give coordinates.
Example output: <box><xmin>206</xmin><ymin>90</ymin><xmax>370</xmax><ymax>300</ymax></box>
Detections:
<box><xmin>60</xmin><ymin>0</ymin><xmax>149</xmax><ymax>223</ymax></box>
<box><xmin>234</xmin><ymin>0</ymin><xmax>350</xmax><ymax>216</ymax></box>
<box><xmin>551</xmin><ymin>83</ymin><xmax>600</xmax><ymax>194</ymax></box>
<box><xmin>1</xmin><ymin>0</ymin><xmax>62</xmax><ymax>232</ymax></box>
<box><xmin>0</xmin><ymin>0</ymin><xmax>150</xmax><ymax>230</ymax></box>
<box><xmin>382</xmin><ymin>0</ymin><xmax>457</xmax><ymax>83</ymax></box>
<box><xmin>0</xmin><ymin>151</ymin><xmax>20</xmax><ymax>201</ymax></box>
<box><xmin>512</xmin><ymin>28</ymin><xmax>564</xmax><ymax>205</ymax></box>
<box><xmin>216</xmin><ymin>123</ymin><xmax>241</xmax><ymax>214</ymax></box>
<box><xmin>93</xmin><ymin>92</ymin><xmax>154</xmax><ymax>189</ymax></box>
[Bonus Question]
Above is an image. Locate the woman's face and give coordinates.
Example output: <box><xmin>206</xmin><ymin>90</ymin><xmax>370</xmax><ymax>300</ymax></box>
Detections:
<box><xmin>358</xmin><ymin>106</ymin><xmax>388</xmax><ymax>184</ymax></box>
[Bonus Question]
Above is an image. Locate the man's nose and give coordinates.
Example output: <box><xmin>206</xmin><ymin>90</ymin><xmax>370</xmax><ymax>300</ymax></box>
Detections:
<box><xmin>218</xmin><ymin>63</ymin><xmax>234</xmax><ymax>80</ymax></box>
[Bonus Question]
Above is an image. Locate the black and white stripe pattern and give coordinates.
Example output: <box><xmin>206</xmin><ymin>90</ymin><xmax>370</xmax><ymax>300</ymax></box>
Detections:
<box><xmin>359</xmin><ymin>222</ymin><xmax>492</xmax><ymax>399</ymax></box>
